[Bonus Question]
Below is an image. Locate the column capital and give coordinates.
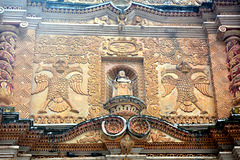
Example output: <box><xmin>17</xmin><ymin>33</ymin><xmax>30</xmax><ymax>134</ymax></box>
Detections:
<box><xmin>217</xmin><ymin>25</ymin><xmax>240</xmax><ymax>42</ymax></box>
<box><xmin>0</xmin><ymin>25</ymin><xmax>19</xmax><ymax>35</ymax></box>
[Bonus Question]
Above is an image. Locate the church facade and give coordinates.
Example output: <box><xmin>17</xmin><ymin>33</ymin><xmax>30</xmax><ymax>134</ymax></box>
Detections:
<box><xmin>0</xmin><ymin>0</ymin><xmax>239</xmax><ymax>159</ymax></box>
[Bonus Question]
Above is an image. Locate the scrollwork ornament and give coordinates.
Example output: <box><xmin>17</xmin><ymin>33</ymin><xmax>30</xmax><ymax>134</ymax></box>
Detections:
<box><xmin>102</xmin><ymin>38</ymin><xmax>142</xmax><ymax>56</ymax></box>
<box><xmin>128</xmin><ymin>116</ymin><xmax>151</xmax><ymax>138</ymax></box>
<box><xmin>102</xmin><ymin>116</ymin><xmax>127</xmax><ymax>139</ymax></box>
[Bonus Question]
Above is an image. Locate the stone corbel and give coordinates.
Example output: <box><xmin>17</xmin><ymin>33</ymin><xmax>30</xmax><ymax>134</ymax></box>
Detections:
<box><xmin>217</xmin><ymin>25</ymin><xmax>240</xmax><ymax>105</ymax></box>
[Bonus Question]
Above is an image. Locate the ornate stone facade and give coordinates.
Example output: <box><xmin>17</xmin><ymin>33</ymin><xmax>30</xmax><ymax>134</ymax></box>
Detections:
<box><xmin>0</xmin><ymin>0</ymin><xmax>239</xmax><ymax>159</ymax></box>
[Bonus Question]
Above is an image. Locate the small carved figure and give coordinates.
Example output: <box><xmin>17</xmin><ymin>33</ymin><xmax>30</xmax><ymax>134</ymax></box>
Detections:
<box><xmin>32</xmin><ymin>59</ymin><xmax>88</xmax><ymax>114</ymax></box>
<box><xmin>77</xmin><ymin>130</ymin><xmax>103</xmax><ymax>143</ymax></box>
<box><xmin>120</xmin><ymin>134</ymin><xmax>134</xmax><ymax>155</ymax></box>
<box><xmin>161</xmin><ymin>61</ymin><xmax>212</xmax><ymax>114</ymax></box>
<box><xmin>117</xmin><ymin>13</ymin><xmax>127</xmax><ymax>32</ymax></box>
<box><xmin>112</xmin><ymin>70</ymin><xmax>133</xmax><ymax>97</ymax></box>
<box><xmin>148</xmin><ymin>130</ymin><xmax>172</xmax><ymax>142</ymax></box>
<box><xmin>94</xmin><ymin>16</ymin><xmax>109</xmax><ymax>27</ymax></box>
<box><xmin>131</xmin><ymin>16</ymin><xmax>145</xmax><ymax>29</ymax></box>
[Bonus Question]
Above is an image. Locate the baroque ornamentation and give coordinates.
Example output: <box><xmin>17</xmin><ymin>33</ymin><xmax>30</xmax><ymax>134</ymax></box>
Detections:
<box><xmin>0</xmin><ymin>31</ymin><xmax>18</xmax><ymax>105</ymax></box>
<box><xmin>12</xmin><ymin>29</ymin><xmax>35</xmax><ymax>119</ymax></box>
<box><xmin>102</xmin><ymin>38</ymin><xmax>142</xmax><ymax>56</ymax></box>
<box><xmin>117</xmin><ymin>13</ymin><xmax>128</xmax><ymax>32</ymax></box>
<box><xmin>142</xmin><ymin>38</ymin><xmax>209</xmax><ymax>65</ymax></box>
<box><xmin>102</xmin><ymin>116</ymin><xmax>127</xmax><ymax>139</ymax></box>
<box><xmin>128</xmin><ymin>116</ymin><xmax>150</xmax><ymax>138</ymax></box>
<box><xmin>104</xmin><ymin>96</ymin><xmax>146</xmax><ymax>119</ymax></box>
<box><xmin>112</xmin><ymin>70</ymin><xmax>133</xmax><ymax>97</ymax></box>
<box><xmin>148</xmin><ymin>129</ymin><xmax>173</xmax><ymax>142</ymax></box>
<box><xmin>133</xmin><ymin>0</ymin><xmax>208</xmax><ymax>5</ymax></box>
<box><xmin>142</xmin><ymin>38</ymin><xmax>214</xmax><ymax>123</ymax></box>
<box><xmin>143</xmin><ymin>49</ymin><xmax>160</xmax><ymax>117</ymax></box>
<box><xmin>227</xmin><ymin>39</ymin><xmax>240</xmax><ymax>105</ymax></box>
<box><xmin>76</xmin><ymin>130</ymin><xmax>103</xmax><ymax>143</ymax></box>
<box><xmin>34</xmin><ymin>35</ymin><xmax>104</xmax><ymax>121</ymax></box>
<box><xmin>32</xmin><ymin>59</ymin><xmax>88</xmax><ymax>114</ymax></box>
<box><xmin>120</xmin><ymin>134</ymin><xmax>134</xmax><ymax>155</ymax></box>
<box><xmin>94</xmin><ymin>16</ymin><xmax>110</xmax><ymax>26</ymax></box>
<box><xmin>161</xmin><ymin>61</ymin><xmax>212</xmax><ymax>114</ymax></box>
<box><xmin>208</xmin><ymin>34</ymin><xmax>230</xmax><ymax>119</ymax></box>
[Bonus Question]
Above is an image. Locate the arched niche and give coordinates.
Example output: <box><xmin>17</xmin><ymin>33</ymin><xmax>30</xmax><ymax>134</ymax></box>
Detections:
<box><xmin>106</xmin><ymin>65</ymin><xmax>138</xmax><ymax>100</ymax></box>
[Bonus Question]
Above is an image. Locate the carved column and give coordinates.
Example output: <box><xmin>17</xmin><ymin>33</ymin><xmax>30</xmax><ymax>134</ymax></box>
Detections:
<box><xmin>0</xmin><ymin>25</ymin><xmax>19</xmax><ymax>105</ymax></box>
<box><xmin>218</xmin><ymin>26</ymin><xmax>240</xmax><ymax>105</ymax></box>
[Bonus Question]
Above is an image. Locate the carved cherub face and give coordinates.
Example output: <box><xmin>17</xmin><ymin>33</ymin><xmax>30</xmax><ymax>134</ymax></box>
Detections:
<box><xmin>119</xmin><ymin>70</ymin><xmax>126</xmax><ymax>78</ymax></box>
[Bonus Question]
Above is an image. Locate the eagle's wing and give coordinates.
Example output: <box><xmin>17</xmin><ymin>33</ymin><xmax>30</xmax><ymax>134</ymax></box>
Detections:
<box><xmin>69</xmin><ymin>74</ymin><xmax>88</xmax><ymax>95</ymax></box>
<box><xmin>32</xmin><ymin>74</ymin><xmax>49</xmax><ymax>94</ymax></box>
<box><xmin>161</xmin><ymin>75</ymin><xmax>177</xmax><ymax>97</ymax></box>
<box><xmin>193</xmin><ymin>76</ymin><xmax>212</xmax><ymax>97</ymax></box>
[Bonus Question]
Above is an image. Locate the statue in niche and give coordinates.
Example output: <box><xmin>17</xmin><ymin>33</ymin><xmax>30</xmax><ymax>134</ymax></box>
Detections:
<box><xmin>32</xmin><ymin>59</ymin><xmax>88</xmax><ymax>114</ymax></box>
<box><xmin>112</xmin><ymin>70</ymin><xmax>133</xmax><ymax>97</ymax></box>
<box><xmin>161</xmin><ymin>61</ymin><xmax>212</xmax><ymax>114</ymax></box>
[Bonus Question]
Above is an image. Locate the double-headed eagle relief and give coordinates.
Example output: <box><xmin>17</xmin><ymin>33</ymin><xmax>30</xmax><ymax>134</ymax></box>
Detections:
<box><xmin>161</xmin><ymin>61</ymin><xmax>212</xmax><ymax>114</ymax></box>
<box><xmin>32</xmin><ymin>59</ymin><xmax>88</xmax><ymax>114</ymax></box>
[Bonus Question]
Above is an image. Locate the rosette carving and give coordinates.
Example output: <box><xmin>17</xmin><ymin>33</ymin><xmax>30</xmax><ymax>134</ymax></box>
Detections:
<box><xmin>101</xmin><ymin>116</ymin><xmax>127</xmax><ymax>138</ymax></box>
<box><xmin>128</xmin><ymin>115</ymin><xmax>150</xmax><ymax>138</ymax></box>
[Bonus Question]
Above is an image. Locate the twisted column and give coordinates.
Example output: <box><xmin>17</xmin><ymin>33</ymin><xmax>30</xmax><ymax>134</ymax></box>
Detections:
<box><xmin>218</xmin><ymin>26</ymin><xmax>240</xmax><ymax>105</ymax></box>
<box><xmin>0</xmin><ymin>26</ymin><xmax>18</xmax><ymax>105</ymax></box>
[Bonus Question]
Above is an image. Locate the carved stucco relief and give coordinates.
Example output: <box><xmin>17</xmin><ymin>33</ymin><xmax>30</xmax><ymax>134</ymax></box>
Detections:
<box><xmin>26</xmin><ymin>35</ymin><xmax>216</xmax><ymax>124</ymax></box>
<box><xmin>142</xmin><ymin>38</ymin><xmax>216</xmax><ymax>123</ymax></box>
<box><xmin>31</xmin><ymin>35</ymin><xmax>105</xmax><ymax>123</ymax></box>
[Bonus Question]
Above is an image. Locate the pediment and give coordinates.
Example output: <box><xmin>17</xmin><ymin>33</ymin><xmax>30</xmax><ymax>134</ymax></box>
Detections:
<box><xmin>39</xmin><ymin>115</ymin><xmax>197</xmax><ymax>144</ymax></box>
